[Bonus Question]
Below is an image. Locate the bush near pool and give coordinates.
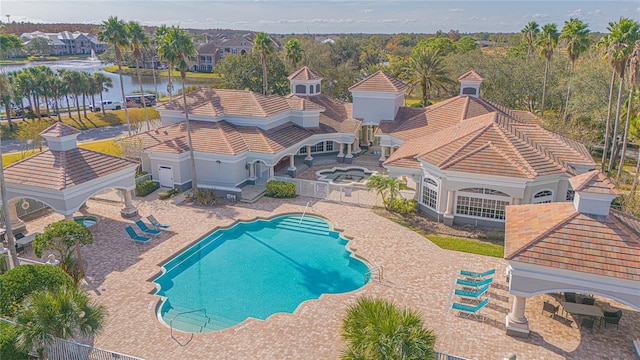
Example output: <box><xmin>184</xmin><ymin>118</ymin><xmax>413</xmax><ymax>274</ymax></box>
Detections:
<box><xmin>136</xmin><ymin>179</ymin><xmax>159</xmax><ymax>196</ymax></box>
<box><xmin>266</xmin><ymin>180</ymin><xmax>296</xmax><ymax>198</ymax></box>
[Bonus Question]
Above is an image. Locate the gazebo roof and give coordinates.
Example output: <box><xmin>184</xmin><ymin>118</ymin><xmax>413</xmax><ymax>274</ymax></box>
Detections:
<box><xmin>568</xmin><ymin>169</ymin><xmax>621</xmax><ymax>195</ymax></box>
<box><xmin>40</xmin><ymin>122</ymin><xmax>81</xmax><ymax>137</ymax></box>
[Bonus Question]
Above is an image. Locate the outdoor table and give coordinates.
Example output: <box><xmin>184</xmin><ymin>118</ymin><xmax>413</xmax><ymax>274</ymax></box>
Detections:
<box><xmin>16</xmin><ymin>232</ymin><xmax>40</xmax><ymax>249</ymax></box>
<box><xmin>561</xmin><ymin>301</ymin><xmax>604</xmax><ymax>324</ymax></box>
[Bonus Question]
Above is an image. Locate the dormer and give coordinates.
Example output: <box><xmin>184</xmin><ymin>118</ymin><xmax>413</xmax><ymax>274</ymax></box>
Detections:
<box><xmin>348</xmin><ymin>71</ymin><xmax>409</xmax><ymax>126</ymax></box>
<box><xmin>288</xmin><ymin>66</ymin><xmax>323</xmax><ymax>97</ymax></box>
<box><xmin>458</xmin><ymin>70</ymin><xmax>484</xmax><ymax>98</ymax></box>
<box><xmin>568</xmin><ymin>170</ymin><xmax>621</xmax><ymax>216</ymax></box>
<box><xmin>40</xmin><ymin>122</ymin><xmax>81</xmax><ymax>151</ymax></box>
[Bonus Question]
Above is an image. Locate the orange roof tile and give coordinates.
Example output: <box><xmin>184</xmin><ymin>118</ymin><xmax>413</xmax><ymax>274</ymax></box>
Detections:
<box><xmin>569</xmin><ymin>170</ymin><xmax>621</xmax><ymax>195</ymax></box>
<box><xmin>506</xmin><ymin>203</ymin><xmax>640</xmax><ymax>281</ymax></box>
<box><xmin>284</xmin><ymin>95</ymin><xmax>326</xmax><ymax>111</ymax></box>
<box><xmin>458</xmin><ymin>70</ymin><xmax>484</xmax><ymax>82</ymax></box>
<box><xmin>40</xmin><ymin>122</ymin><xmax>81</xmax><ymax>137</ymax></box>
<box><xmin>305</xmin><ymin>94</ymin><xmax>361</xmax><ymax>134</ymax></box>
<box><xmin>348</xmin><ymin>71</ymin><xmax>409</xmax><ymax>92</ymax></box>
<box><xmin>287</xmin><ymin>66</ymin><xmax>323</xmax><ymax>81</ymax></box>
<box><xmin>4</xmin><ymin>149</ymin><xmax>138</xmax><ymax>190</ymax></box>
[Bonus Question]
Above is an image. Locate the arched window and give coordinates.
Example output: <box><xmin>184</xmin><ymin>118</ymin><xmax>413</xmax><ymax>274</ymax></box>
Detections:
<box><xmin>316</xmin><ymin>84</ymin><xmax>321</xmax><ymax>93</ymax></box>
<box><xmin>422</xmin><ymin>177</ymin><xmax>438</xmax><ymax>210</ymax></box>
<box><xmin>462</xmin><ymin>87</ymin><xmax>477</xmax><ymax>95</ymax></box>
<box><xmin>295</xmin><ymin>84</ymin><xmax>306</xmax><ymax>94</ymax></box>
<box><xmin>532</xmin><ymin>190</ymin><xmax>554</xmax><ymax>204</ymax></box>
<box><xmin>456</xmin><ymin>188</ymin><xmax>510</xmax><ymax>220</ymax></box>
<box><xmin>309</xmin><ymin>85</ymin><xmax>315</xmax><ymax>94</ymax></box>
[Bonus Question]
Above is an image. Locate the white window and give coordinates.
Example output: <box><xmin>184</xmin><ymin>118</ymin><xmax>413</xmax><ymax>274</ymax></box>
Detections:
<box><xmin>532</xmin><ymin>190</ymin><xmax>554</xmax><ymax>204</ymax></box>
<box><xmin>456</xmin><ymin>188</ymin><xmax>510</xmax><ymax>220</ymax></box>
<box><xmin>325</xmin><ymin>141</ymin><xmax>334</xmax><ymax>151</ymax></box>
<box><xmin>566</xmin><ymin>188</ymin><xmax>575</xmax><ymax>201</ymax></box>
<box><xmin>422</xmin><ymin>178</ymin><xmax>438</xmax><ymax>210</ymax></box>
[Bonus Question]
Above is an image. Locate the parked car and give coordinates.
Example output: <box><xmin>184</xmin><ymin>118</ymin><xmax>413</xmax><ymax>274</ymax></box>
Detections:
<box><xmin>90</xmin><ymin>100</ymin><xmax>122</xmax><ymax>112</ymax></box>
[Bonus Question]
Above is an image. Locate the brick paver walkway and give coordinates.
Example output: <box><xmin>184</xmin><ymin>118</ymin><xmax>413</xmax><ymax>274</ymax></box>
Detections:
<box><xmin>19</xmin><ymin>196</ymin><xmax>640</xmax><ymax>360</ymax></box>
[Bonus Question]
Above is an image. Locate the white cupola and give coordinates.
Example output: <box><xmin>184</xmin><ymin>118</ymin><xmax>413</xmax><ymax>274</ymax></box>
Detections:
<box><xmin>568</xmin><ymin>170</ymin><xmax>621</xmax><ymax>216</ymax></box>
<box><xmin>458</xmin><ymin>70</ymin><xmax>484</xmax><ymax>98</ymax></box>
<box><xmin>39</xmin><ymin>122</ymin><xmax>81</xmax><ymax>151</ymax></box>
<box><xmin>288</xmin><ymin>66</ymin><xmax>323</xmax><ymax>97</ymax></box>
<box><xmin>348</xmin><ymin>71</ymin><xmax>409</xmax><ymax>126</ymax></box>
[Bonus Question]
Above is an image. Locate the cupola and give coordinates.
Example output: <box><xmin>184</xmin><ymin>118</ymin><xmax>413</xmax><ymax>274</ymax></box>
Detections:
<box><xmin>458</xmin><ymin>70</ymin><xmax>484</xmax><ymax>98</ymax></box>
<box><xmin>348</xmin><ymin>71</ymin><xmax>409</xmax><ymax>126</ymax></box>
<box><xmin>568</xmin><ymin>170</ymin><xmax>621</xmax><ymax>216</ymax></box>
<box><xmin>40</xmin><ymin>122</ymin><xmax>81</xmax><ymax>151</ymax></box>
<box><xmin>288</xmin><ymin>66</ymin><xmax>323</xmax><ymax>97</ymax></box>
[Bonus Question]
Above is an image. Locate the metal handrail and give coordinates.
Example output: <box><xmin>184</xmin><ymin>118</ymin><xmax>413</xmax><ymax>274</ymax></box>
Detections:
<box><xmin>364</xmin><ymin>265</ymin><xmax>384</xmax><ymax>283</ymax></box>
<box><xmin>170</xmin><ymin>308</ymin><xmax>208</xmax><ymax>346</ymax></box>
<box><xmin>299</xmin><ymin>201</ymin><xmax>310</xmax><ymax>225</ymax></box>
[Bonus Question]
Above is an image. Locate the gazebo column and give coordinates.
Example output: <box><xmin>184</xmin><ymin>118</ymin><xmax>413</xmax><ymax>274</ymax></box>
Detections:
<box><xmin>363</xmin><ymin>126</ymin><xmax>370</xmax><ymax>146</ymax></box>
<box><xmin>443</xmin><ymin>190</ymin><xmax>455</xmax><ymax>226</ymax></box>
<box><xmin>378</xmin><ymin>146</ymin><xmax>387</xmax><ymax>165</ymax></box>
<box><xmin>269</xmin><ymin>166</ymin><xmax>275</xmax><ymax>179</ymax></box>
<box><xmin>7</xmin><ymin>200</ymin><xmax>26</xmax><ymax>234</ymax></box>
<box><xmin>506</xmin><ymin>295</ymin><xmax>530</xmax><ymax>338</ymax></box>
<box><xmin>353</xmin><ymin>137</ymin><xmax>360</xmax><ymax>155</ymax></box>
<box><xmin>304</xmin><ymin>146</ymin><xmax>313</xmax><ymax>167</ymax></box>
<box><xmin>345</xmin><ymin>143</ymin><xmax>353</xmax><ymax>164</ymax></box>
<box><xmin>120</xmin><ymin>189</ymin><xmax>138</xmax><ymax>218</ymax></box>
<box><xmin>64</xmin><ymin>214</ymin><xmax>74</xmax><ymax>221</ymax></box>
<box><xmin>368</xmin><ymin>126</ymin><xmax>374</xmax><ymax>145</ymax></box>
<box><xmin>337</xmin><ymin>143</ymin><xmax>345</xmax><ymax>163</ymax></box>
<box><xmin>287</xmin><ymin>155</ymin><xmax>297</xmax><ymax>178</ymax></box>
<box><xmin>248</xmin><ymin>162</ymin><xmax>256</xmax><ymax>185</ymax></box>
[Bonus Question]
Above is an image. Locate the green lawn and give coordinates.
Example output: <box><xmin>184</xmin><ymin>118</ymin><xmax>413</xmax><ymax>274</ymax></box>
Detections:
<box><xmin>103</xmin><ymin>65</ymin><xmax>222</xmax><ymax>80</ymax></box>
<box><xmin>2</xmin><ymin>139</ymin><xmax>122</xmax><ymax>166</ymax></box>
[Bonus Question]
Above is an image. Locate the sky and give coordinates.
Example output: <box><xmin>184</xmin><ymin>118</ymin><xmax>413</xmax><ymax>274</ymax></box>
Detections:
<box><xmin>1</xmin><ymin>1</ymin><xmax>638</xmax><ymax>34</ymax></box>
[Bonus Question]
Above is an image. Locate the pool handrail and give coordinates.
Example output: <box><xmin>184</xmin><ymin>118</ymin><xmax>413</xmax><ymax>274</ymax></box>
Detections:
<box><xmin>299</xmin><ymin>201</ymin><xmax>310</xmax><ymax>225</ymax></box>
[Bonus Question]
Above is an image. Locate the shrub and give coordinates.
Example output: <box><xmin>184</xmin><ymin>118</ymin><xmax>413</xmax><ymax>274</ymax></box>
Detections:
<box><xmin>0</xmin><ymin>322</ymin><xmax>29</xmax><ymax>360</ymax></box>
<box><xmin>384</xmin><ymin>198</ymin><xmax>418</xmax><ymax>215</ymax></box>
<box><xmin>136</xmin><ymin>179</ymin><xmax>159</xmax><ymax>197</ymax></box>
<box><xmin>0</xmin><ymin>264</ymin><xmax>74</xmax><ymax>317</ymax></box>
<box><xmin>193</xmin><ymin>189</ymin><xmax>218</xmax><ymax>206</ymax></box>
<box><xmin>266</xmin><ymin>180</ymin><xmax>296</xmax><ymax>198</ymax></box>
<box><xmin>158</xmin><ymin>188</ymin><xmax>180</xmax><ymax>200</ymax></box>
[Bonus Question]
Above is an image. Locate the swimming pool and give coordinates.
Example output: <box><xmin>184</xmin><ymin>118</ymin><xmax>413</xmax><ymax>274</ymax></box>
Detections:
<box><xmin>316</xmin><ymin>166</ymin><xmax>376</xmax><ymax>184</ymax></box>
<box><xmin>153</xmin><ymin>214</ymin><xmax>369</xmax><ymax>333</ymax></box>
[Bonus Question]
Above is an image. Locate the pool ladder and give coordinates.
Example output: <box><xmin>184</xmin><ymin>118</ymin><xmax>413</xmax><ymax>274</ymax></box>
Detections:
<box><xmin>299</xmin><ymin>201</ymin><xmax>310</xmax><ymax>225</ymax></box>
<box><xmin>170</xmin><ymin>308</ymin><xmax>208</xmax><ymax>346</ymax></box>
<box><xmin>364</xmin><ymin>265</ymin><xmax>384</xmax><ymax>283</ymax></box>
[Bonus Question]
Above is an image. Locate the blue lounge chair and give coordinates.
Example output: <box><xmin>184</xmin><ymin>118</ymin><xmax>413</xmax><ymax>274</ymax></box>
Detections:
<box><xmin>460</xmin><ymin>268</ymin><xmax>495</xmax><ymax>279</ymax></box>
<box><xmin>455</xmin><ymin>284</ymin><xmax>490</xmax><ymax>301</ymax></box>
<box><xmin>147</xmin><ymin>215</ymin><xmax>170</xmax><ymax>230</ymax></box>
<box><xmin>135</xmin><ymin>220</ymin><xmax>161</xmax><ymax>236</ymax></box>
<box><xmin>452</xmin><ymin>298</ymin><xmax>489</xmax><ymax>321</ymax></box>
<box><xmin>456</xmin><ymin>277</ymin><xmax>493</xmax><ymax>288</ymax></box>
<box><xmin>125</xmin><ymin>226</ymin><xmax>151</xmax><ymax>244</ymax></box>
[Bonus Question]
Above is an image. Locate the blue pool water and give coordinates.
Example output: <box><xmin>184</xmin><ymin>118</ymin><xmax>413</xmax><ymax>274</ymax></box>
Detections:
<box><xmin>153</xmin><ymin>214</ymin><xmax>369</xmax><ymax>333</ymax></box>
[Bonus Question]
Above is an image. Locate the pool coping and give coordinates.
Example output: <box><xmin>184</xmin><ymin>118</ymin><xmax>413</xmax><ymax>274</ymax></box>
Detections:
<box><xmin>315</xmin><ymin>166</ymin><xmax>377</xmax><ymax>186</ymax></box>
<box><xmin>146</xmin><ymin>211</ymin><xmax>375</xmax><ymax>335</ymax></box>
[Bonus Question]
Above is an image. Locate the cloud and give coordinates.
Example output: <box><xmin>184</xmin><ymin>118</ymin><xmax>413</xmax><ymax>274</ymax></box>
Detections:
<box><xmin>568</xmin><ymin>9</ymin><xmax>583</xmax><ymax>17</ymax></box>
<box><xmin>363</xmin><ymin>9</ymin><xmax>373</xmax><ymax>14</ymax></box>
<box><xmin>532</xmin><ymin>13</ymin><xmax>549</xmax><ymax>19</ymax></box>
<box><xmin>588</xmin><ymin>9</ymin><xmax>604</xmax><ymax>16</ymax></box>
<box><xmin>450</xmin><ymin>8</ymin><xmax>464</xmax><ymax>12</ymax></box>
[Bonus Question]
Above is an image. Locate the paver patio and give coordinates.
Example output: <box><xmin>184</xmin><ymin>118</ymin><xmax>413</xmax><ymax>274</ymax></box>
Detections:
<box><xmin>18</xmin><ymin>195</ymin><xmax>640</xmax><ymax>360</ymax></box>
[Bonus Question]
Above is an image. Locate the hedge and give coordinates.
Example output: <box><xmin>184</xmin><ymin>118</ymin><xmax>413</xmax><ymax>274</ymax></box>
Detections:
<box><xmin>0</xmin><ymin>322</ymin><xmax>30</xmax><ymax>360</ymax></box>
<box><xmin>135</xmin><ymin>179</ymin><xmax>159</xmax><ymax>197</ymax></box>
<box><xmin>384</xmin><ymin>198</ymin><xmax>418</xmax><ymax>215</ymax></box>
<box><xmin>266</xmin><ymin>180</ymin><xmax>296</xmax><ymax>198</ymax></box>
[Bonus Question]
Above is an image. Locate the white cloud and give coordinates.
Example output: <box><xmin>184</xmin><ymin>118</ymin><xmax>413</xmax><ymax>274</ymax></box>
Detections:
<box><xmin>588</xmin><ymin>9</ymin><xmax>604</xmax><ymax>16</ymax></box>
<box><xmin>363</xmin><ymin>9</ymin><xmax>373</xmax><ymax>14</ymax></box>
<box><xmin>532</xmin><ymin>13</ymin><xmax>550</xmax><ymax>19</ymax></box>
<box><xmin>450</xmin><ymin>8</ymin><xmax>464</xmax><ymax>12</ymax></box>
<box><xmin>568</xmin><ymin>9</ymin><xmax>583</xmax><ymax>17</ymax></box>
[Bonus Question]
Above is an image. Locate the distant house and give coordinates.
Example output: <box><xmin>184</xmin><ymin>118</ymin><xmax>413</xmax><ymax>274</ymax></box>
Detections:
<box><xmin>19</xmin><ymin>31</ymin><xmax>107</xmax><ymax>55</ymax></box>
<box><xmin>189</xmin><ymin>32</ymin><xmax>280</xmax><ymax>72</ymax></box>
<box><xmin>315</xmin><ymin>35</ymin><xmax>340</xmax><ymax>44</ymax></box>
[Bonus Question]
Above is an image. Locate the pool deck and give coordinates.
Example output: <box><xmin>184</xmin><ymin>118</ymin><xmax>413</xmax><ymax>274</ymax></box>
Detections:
<box><xmin>18</xmin><ymin>196</ymin><xmax>640</xmax><ymax>360</ymax></box>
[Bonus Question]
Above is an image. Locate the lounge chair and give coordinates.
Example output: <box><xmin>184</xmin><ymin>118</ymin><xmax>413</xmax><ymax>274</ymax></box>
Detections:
<box><xmin>456</xmin><ymin>277</ymin><xmax>493</xmax><ymax>288</ymax></box>
<box><xmin>135</xmin><ymin>220</ymin><xmax>161</xmax><ymax>236</ymax></box>
<box><xmin>125</xmin><ymin>226</ymin><xmax>151</xmax><ymax>244</ymax></box>
<box><xmin>452</xmin><ymin>298</ymin><xmax>489</xmax><ymax>321</ymax></box>
<box><xmin>459</xmin><ymin>268</ymin><xmax>495</xmax><ymax>279</ymax></box>
<box><xmin>147</xmin><ymin>215</ymin><xmax>170</xmax><ymax>230</ymax></box>
<box><xmin>454</xmin><ymin>284</ymin><xmax>490</xmax><ymax>301</ymax></box>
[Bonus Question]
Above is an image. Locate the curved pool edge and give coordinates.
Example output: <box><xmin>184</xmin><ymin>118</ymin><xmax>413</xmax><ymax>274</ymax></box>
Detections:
<box><xmin>150</xmin><ymin>211</ymin><xmax>374</xmax><ymax>334</ymax></box>
<box><xmin>315</xmin><ymin>166</ymin><xmax>378</xmax><ymax>185</ymax></box>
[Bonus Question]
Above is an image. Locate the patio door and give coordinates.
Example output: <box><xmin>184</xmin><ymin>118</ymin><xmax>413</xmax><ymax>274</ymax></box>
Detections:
<box><xmin>158</xmin><ymin>165</ymin><xmax>173</xmax><ymax>188</ymax></box>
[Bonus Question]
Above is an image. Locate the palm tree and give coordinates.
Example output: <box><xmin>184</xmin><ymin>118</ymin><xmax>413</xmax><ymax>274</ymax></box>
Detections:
<box><xmin>127</xmin><ymin>21</ymin><xmax>151</xmax><ymax>130</ymax></box>
<box><xmin>402</xmin><ymin>46</ymin><xmax>454</xmax><ymax>107</ymax></box>
<box><xmin>155</xmin><ymin>25</ymin><xmax>174</xmax><ymax>100</ymax></box>
<box><xmin>0</xmin><ymin>72</ymin><xmax>15</xmax><ymax>129</ymax></box>
<box><xmin>341</xmin><ymin>297</ymin><xmax>436</xmax><ymax>360</ymax></box>
<box><xmin>366</xmin><ymin>174</ymin><xmax>403</xmax><ymax>209</ymax></box>
<box><xmin>560</xmin><ymin>18</ymin><xmax>590</xmax><ymax>120</ymax></box>
<box><xmin>253</xmin><ymin>32</ymin><xmax>275</xmax><ymax>95</ymax></box>
<box><xmin>617</xmin><ymin>41</ymin><xmax>640</xmax><ymax>181</ymax></box>
<box><xmin>521</xmin><ymin>21</ymin><xmax>541</xmax><ymax>57</ymax></box>
<box><xmin>165</xmin><ymin>26</ymin><xmax>199</xmax><ymax>192</ymax></box>
<box><xmin>16</xmin><ymin>286</ymin><xmax>106</xmax><ymax>357</ymax></box>
<box><xmin>284</xmin><ymin>38</ymin><xmax>304</xmax><ymax>69</ymax></box>
<box><xmin>536</xmin><ymin>23</ymin><xmax>559</xmax><ymax>116</ymax></box>
<box><xmin>99</xmin><ymin>16</ymin><xmax>131</xmax><ymax>136</ymax></box>
<box><xmin>92</xmin><ymin>72</ymin><xmax>113</xmax><ymax>115</ymax></box>
<box><xmin>62</xmin><ymin>70</ymin><xmax>84</xmax><ymax>121</ymax></box>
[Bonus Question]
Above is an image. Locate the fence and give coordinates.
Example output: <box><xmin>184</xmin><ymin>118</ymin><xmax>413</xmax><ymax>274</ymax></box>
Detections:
<box><xmin>274</xmin><ymin>176</ymin><xmax>416</xmax><ymax>208</ymax></box>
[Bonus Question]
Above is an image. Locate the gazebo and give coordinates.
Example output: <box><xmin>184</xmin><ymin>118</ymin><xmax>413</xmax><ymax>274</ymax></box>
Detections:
<box><xmin>2</xmin><ymin>122</ymin><xmax>139</xmax><ymax>232</ymax></box>
<box><xmin>503</xmin><ymin>170</ymin><xmax>640</xmax><ymax>337</ymax></box>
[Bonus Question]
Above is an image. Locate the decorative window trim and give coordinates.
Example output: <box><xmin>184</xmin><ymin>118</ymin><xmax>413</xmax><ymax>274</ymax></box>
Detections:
<box><xmin>421</xmin><ymin>177</ymin><xmax>438</xmax><ymax>210</ymax></box>
<box><xmin>532</xmin><ymin>189</ymin><xmax>554</xmax><ymax>204</ymax></box>
<box><xmin>455</xmin><ymin>187</ymin><xmax>511</xmax><ymax>220</ymax></box>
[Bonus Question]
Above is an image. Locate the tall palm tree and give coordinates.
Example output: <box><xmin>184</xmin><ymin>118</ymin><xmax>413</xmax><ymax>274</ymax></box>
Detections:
<box><xmin>16</xmin><ymin>286</ymin><xmax>106</xmax><ymax>358</ymax></box>
<box><xmin>341</xmin><ymin>297</ymin><xmax>436</xmax><ymax>360</ymax></box>
<box><xmin>521</xmin><ymin>21</ymin><xmax>541</xmax><ymax>57</ymax></box>
<box><xmin>402</xmin><ymin>46</ymin><xmax>454</xmax><ymax>107</ymax></box>
<box><xmin>127</xmin><ymin>21</ymin><xmax>151</xmax><ymax>130</ymax></box>
<box><xmin>155</xmin><ymin>25</ymin><xmax>174</xmax><ymax>100</ymax></box>
<box><xmin>99</xmin><ymin>16</ymin><xmax>131</xmax><ymax>136</ymax></box>
<box><xmin>253</xmin><ymin>32</ymin><xmax>275</xmax><ymax>95</ymax></box>
<box><xmin>0</xmin><ymin>72</ymin><xmax>15</xmax><ymax>129</ymax></box>
<box><xmin>536</xmin><ymin>23</ymin><xmax>559</xmax><ymax>116</ymax></box>
<box><xmin>165</xmin><ymin>26</ymin><xmax>199</xmax><ymax>192</ymax></box>
<box><xmin>92</xmin><ymin>72</ymin><xmax>113</xmax><ymax>115</ymax></box>
<box><xmin>560</xmin><ymin>17</ymin><xmax>590</xmax><ymax>120</ymax></box>
<box><xmin>284</xmin><ymin>38</ymin><xmax>304</xmax><ymax>69</ymax></box>
<box><xmin>617</xmin><ymin>40</ymin><xmax>640</xmax><ymax>180</ymax></box>
<box><xmin>14</xmin><ymin>70</ymin><xmax>37</xmax><ymax>120</ymax></box>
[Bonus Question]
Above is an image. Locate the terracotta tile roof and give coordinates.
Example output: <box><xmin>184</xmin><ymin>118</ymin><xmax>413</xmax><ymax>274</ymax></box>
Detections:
<box><xmin>305</xmin><ymin>94</ymin><xmax>361</xmax><ymax>134</ymax></box>
<box><xmin>458</xmin><ymin>70</ymin><xmax>485</xmax><ymax>82</ymax></box>
<box><xmin>3</xmin><ymin>149</ymin><xmax>138</xmax><ymax>190</ymax></box>
<box><xmin>348</xmin><ymin>71</ymin><xmax>409</xmax><ymax>92</ymax></box>
<box><xmin>40</xmin><ymin>122</ymin><xmax>81</xmax><ymax>137</ymax></box>
<box><xmin>284</xmin><ymin>95</ymin><xmax>326</xmax><ymax>111</ymax></box>
<box><xmin>133</xmin><ymin>120</ymin><xmax>315</xmax><ymax>155</ymax></box>
<box><xmin>569</xmin><ymin>170</ymin><xmax>621</xmax><ymax>195</ymax></box>
<box><xmin>505</xmin><ymin>202</ymin><xmax>640</xmax><ymax>281</ymax></box>
<box><xmin>156</xmin><ymin>88</ymin><xmax>291</xmax><ymax>118</ymax></box>
<box><xmin>287</xmin><ymin>66</ymin><xmax>323</xmax><ymax>81</ymax></box>
<box><xmin>511</xmin><ymin>110</ymin><xmax>544</xmax><ymax>126</ymax></box>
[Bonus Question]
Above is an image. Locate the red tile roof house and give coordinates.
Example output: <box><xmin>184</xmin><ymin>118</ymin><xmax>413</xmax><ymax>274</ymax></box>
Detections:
<box><xmin>130</xmin><ymin>68</ymin><xmax>595</xmax><ymax>226</ymax></box>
